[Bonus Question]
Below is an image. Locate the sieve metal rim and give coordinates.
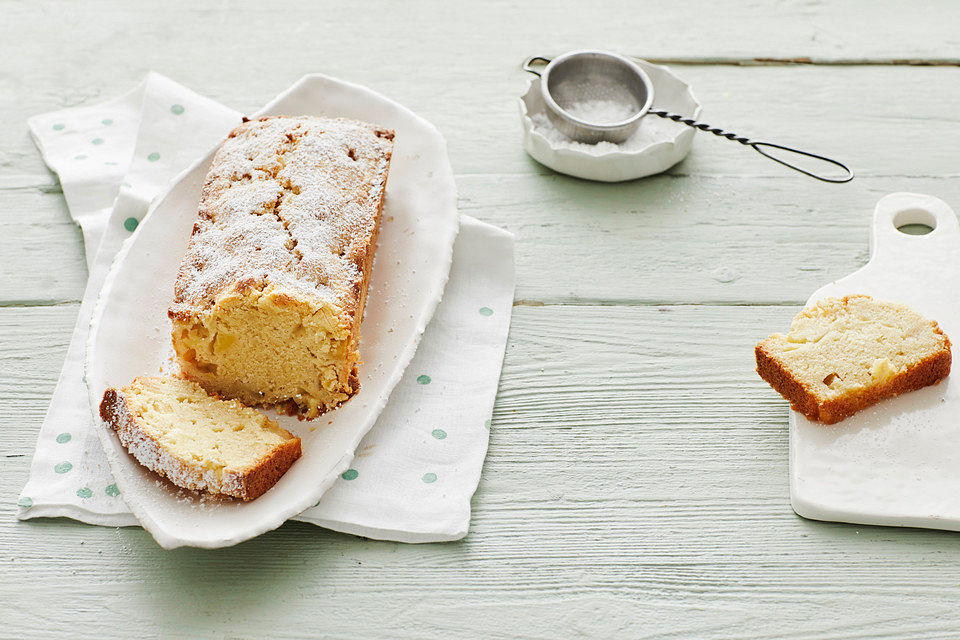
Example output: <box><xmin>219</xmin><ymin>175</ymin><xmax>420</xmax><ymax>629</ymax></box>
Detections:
<box><xmin>525</xmin><ymin>50</ymin><xmax>655</xmax><ymax>133</ymax></box>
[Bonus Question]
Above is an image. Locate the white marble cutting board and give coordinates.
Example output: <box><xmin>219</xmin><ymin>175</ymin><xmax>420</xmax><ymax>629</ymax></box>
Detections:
<box><xmin>791</xmin><ymin>193</ymin><xmax>960</xmax><ymax>531</ymax></box>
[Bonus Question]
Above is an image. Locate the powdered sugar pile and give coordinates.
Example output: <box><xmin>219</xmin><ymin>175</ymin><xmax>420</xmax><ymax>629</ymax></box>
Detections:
<box><xmin>563</xmin><ymin>99</ymin><xmax>637</xmax><ymax>125</ymax></box>
<box><xmin>529</xmin><ymin>110</ymin><xmax>682</xmax><ymax>155</ymax></box>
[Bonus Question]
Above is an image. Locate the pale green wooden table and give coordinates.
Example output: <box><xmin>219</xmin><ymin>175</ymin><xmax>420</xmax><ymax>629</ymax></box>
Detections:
<box><xmin>5</xmin><ymin>2</ymin><xmax>960</xmax><ymax>638</ymax></box>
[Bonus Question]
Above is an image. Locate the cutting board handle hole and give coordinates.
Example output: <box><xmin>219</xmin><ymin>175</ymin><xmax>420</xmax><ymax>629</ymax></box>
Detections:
<box><xmin>893</xmin><ymin>208</ymin><xmax>936</xmax><ymax>236</ymax></box>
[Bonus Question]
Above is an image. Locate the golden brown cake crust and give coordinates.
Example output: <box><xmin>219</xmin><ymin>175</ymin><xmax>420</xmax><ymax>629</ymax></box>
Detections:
<box><xmin>228</xmin><ymin>438</ymin><xmax>302</xmax><ymax>500</ymax></box>
<box><xmin>756</xmin><ymin>296</ymin><xmax>952</xmax><ymax>424</ymax></box>
<box><xmin>167</xmin><ymin>116</ymin><xmax>393</xmax><ymax>418</ymax></box>
<box><xmin>757</xmin><ymin>342</ymin><xmax>952</xmax><ymax>424</ymax></box>
<box><xmin>99</xmin><ymin>380</ymin><xmax>302</xmax><ymax>501</ymax></box>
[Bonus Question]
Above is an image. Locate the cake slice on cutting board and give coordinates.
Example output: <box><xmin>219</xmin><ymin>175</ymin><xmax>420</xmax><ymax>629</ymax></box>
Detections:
<box><xmin>756</xmin><ymin>295</ymin><xmax>951</xmax><ymax>424</ymax></box>
<box><xmin>99</xmin><ymin>376</ymin><xmax>301</xmax><ymax>500</ymax></box>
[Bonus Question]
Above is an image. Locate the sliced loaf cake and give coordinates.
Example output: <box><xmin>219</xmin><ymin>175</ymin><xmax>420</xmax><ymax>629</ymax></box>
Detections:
<box><xmin>99</xmin><ymin>376</ymin><xmax>301</xmax><ymax>500</ymax></box>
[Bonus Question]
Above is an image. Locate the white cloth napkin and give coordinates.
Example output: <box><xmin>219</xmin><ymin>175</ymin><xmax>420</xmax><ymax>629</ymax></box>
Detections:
<box><xmin>17</xmin><ymin>72</ymin><xmax>514</xmax><ymax>543</ymax></box>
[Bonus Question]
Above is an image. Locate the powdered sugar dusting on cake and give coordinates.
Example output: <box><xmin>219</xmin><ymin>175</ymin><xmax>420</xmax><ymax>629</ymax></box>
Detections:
<box><xmin>170</xmin><ymin>116</ymin><xmax>394</xmax><ymax>318</ymax></box>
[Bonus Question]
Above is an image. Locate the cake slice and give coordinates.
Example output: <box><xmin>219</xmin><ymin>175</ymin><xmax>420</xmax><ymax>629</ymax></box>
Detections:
<box><xmin>168</xmin><ymin>116</ymin><xmax>394</xmax><ymax>419</ymax></box>
<box><xmin>756</xmin><ymin>295</ymin><xmax>951</xmax><ymax>424</ymax></box>
<box><xmin>99</xmin><ymin>376</ymin><xmax>301</xmax><ymax>500</ymax></box>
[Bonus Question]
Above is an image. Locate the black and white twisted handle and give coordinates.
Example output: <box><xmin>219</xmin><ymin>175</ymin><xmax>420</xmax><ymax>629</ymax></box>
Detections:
<box><xmin>649</xmin><ymin>110</ymin><xmax>854</xmax><ymax>183</ymax></box>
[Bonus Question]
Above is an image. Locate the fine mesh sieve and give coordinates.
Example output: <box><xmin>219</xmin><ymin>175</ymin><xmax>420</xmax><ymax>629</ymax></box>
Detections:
<box><xmin>528</xmin><ymin>51</ymin><xmax>652</xmax><ymax>144</ymax></box>
<box><xmin>523</xmin><ymin>50</ymin><xmax>853</xmax><ymax>183</ymax></box>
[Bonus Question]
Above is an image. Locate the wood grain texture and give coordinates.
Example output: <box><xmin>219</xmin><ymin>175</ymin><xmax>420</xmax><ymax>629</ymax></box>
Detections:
<box><xmin>5</xmin><ymin>1</ymin><xmax>960</xmax><ymax>637</ymax></box>
<box><xmin>4</xmin><ymin>63</ymin><xmax>960</xmax><ymax>180</ymax></box>
<box><xmin>0</xmin><ymin>183</ymin><xmax>86</xmax><ymax>305</ymax></box>
<box><xmin>2</xmin><ymin>0</ymin><xmax>960</xmax><ymax>180</ymax></box>
<box><xmin>10</xmin><ymin>173</ymin><xmax>960</xmax><ymax>306</ymax></box>
<box><xmin>6</xmin><ymin>305</ymin><xmax>960</xmax><ymax>639</ymax></box>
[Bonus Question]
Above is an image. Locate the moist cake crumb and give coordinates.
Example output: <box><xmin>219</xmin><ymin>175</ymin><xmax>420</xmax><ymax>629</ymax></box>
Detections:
<box><xmin>168</xmin><ymin>116</ymin><xmax>394</xmax><ymax>418</ymax></box>
<box><xmin>99</xmin><ymin>376</ymin><xmax>301</xmax><ymax>500</ymax></box>
<box><xmin>756</xmin><ymin>295</ymin><xmax>951</xmax><ymax>424</ymax></box>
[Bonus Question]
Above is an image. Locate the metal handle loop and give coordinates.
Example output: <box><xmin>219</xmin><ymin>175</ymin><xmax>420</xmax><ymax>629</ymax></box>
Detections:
<box><xmin>750</xmin><ymin>141</ymin><xmax>854</xmax><ymax>183</ymax></box>
<box><xmin>650</xmin><ymin>110</ymin><xmax>854</xmax><ymax>183</ymax></box>
<box><xmin>522</xmin><ymin>56</ymin><xmax>552</xmax><ymax>77</ymax></box>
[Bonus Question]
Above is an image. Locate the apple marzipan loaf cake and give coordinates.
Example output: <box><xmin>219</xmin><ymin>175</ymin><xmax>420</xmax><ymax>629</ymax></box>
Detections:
<box><xmin>755</xmin><ymin>295</ymin><xmax>951</xmax><ymax>424</ymax></box>
<box><xmin>168</xmin><ymin>116</ymin><xmax>394</xmax><ymax>419</ymax></box>
<box><xmin>99</xmin><ymin>376</ymin><xmax>301</xmax><ymax>501</ymax></box>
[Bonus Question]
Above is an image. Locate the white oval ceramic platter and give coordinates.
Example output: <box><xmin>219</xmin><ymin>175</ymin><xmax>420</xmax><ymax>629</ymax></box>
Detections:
<box><xmin>518</xmin><ymin>58</ymin><xmax>702</xmax><ymax>182</ymax></box>
<box><xmin>85</xmin><ymin>74</ymin><xmax>459</xmax><ymax>549</ymax></box>
<box><xmin>790</xmin><ymin>193</ymin><xmax>960</xmax><ymax>532</ymax></box>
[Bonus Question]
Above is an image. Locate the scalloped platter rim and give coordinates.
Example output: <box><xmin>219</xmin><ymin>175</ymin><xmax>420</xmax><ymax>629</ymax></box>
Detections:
<box><xmin>84</xmin><ymin>74</ymin><xmax>460</xmax><ymax>549</ymax></box>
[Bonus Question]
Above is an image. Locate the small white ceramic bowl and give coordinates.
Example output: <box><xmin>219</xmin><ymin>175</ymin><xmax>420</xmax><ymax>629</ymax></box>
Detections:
<box><xmin>519</xmin><ymin>58</ymin><xmax>702</xmax><ymax>182</ymax></box>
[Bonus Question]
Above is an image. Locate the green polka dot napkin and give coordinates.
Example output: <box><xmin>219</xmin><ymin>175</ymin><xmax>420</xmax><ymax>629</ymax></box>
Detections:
<box><xmin>18</xmin><ymin>73</ymin><xmax>514</xmax><ymax>543</ymax></box>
